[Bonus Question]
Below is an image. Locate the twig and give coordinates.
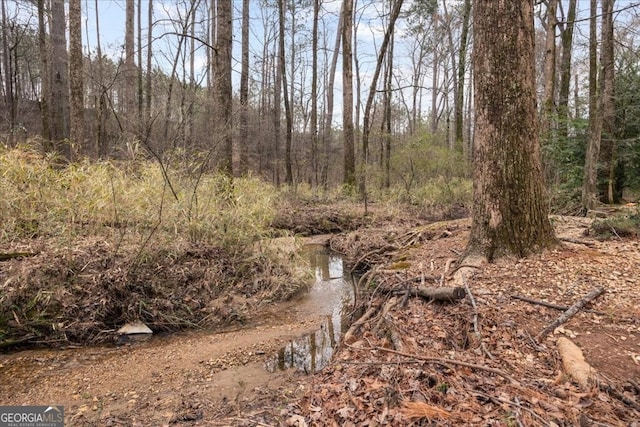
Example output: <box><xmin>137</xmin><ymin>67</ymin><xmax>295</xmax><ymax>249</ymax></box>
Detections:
<box><xmin>511</xmin><ymin>294</ymin><xmax>607</xmax><ymax>316</ymax></box>
<box><xmin>609</xmin><ymin>225</ymin><xmax>622</xmax><ymax>240</ymax></box>
<box><xmin>463</xmin><ymin>277</ymin><xmax>494</xmax><ymax>360</ymax></box>
<box><xmin>536</xmin><ymin>286</ymin><xmax>605</xmax><ymax>341</ymax></box>
<box><xmin>371</xmin><ymin>346</ymin><xmax>520</xmax><ymax>385</ymax></box>
<box><xmin>472</xmin><ymin>391</ymin><xmax>549</xmax><ymax>426</ymax></box>
<box><xmin>600</xmin><ymin>382</ymin><xmax>640</xmax><ymax>411</ymax></box>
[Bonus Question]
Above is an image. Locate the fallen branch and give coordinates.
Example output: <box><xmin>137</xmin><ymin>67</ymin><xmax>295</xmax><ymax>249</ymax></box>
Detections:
<box><xmin>511</xmin><ymin>294</ymin><xmax>607</xmax><ymax>316</ymax></box>
<box><xmin>464</xmin><ymin>277</ymin><xmax>494</xmax><ymax>360</ymax></box>
<box><xmin>344</xmin><ymin>302</ymin><xmax>381</xmax><ymax>344</ymax></box>
<box><xmin>536</xmin><ymin>286</ymin><xmax>605</xmax><ymax>341</ymax></box>
<box><xmin>372</xmin><ymin>345</ymin><xmax>520</xmax><ymax>385</ymax></box>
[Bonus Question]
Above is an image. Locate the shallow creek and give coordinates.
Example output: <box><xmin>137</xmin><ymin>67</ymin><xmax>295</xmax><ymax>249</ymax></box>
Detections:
<box><xmin>265</xmin><ymin>243</ymin><xmax>355</xmax><ymax>373</ymax></box>
<box><xmin>0</xmin><ymin>240</ymin><xmax>356</xmax><ymax>422</ymax></box>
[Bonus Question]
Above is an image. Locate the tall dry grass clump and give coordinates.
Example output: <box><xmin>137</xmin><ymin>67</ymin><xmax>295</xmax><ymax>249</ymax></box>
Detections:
<box><xmin>0</xmin><ymin>144</ymin><xmax>277</xmax><ymax>251</ymax></box>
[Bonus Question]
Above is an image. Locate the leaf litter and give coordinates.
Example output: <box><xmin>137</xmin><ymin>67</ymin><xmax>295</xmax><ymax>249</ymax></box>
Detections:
<box><xmin>0</xmin><ymin>207</ymin><xmax>639</xmax><ymax>426</ymax></box>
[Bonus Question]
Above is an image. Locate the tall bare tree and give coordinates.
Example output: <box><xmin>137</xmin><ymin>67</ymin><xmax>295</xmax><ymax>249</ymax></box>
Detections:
<box><xmin>94</xmin><ymin>0</ymin><xmax>107</xmax><ymax>155</ymax></box>
<box><xmin>36</xmin><ymin>0</ymin><xmax>51</xmax><ymax>143</ymax></box>
<box><xmin>598</xmin><ymin>0</ymin><xmax>616</xmax><ymax>203</ymax></box>
<box><xmin>464</xmin><ymin>0</ymin><xmax>556</xmax><ymax>262</ymax></box>
<box><xmin>278</xmin><ymin>0</ymin><xmax>293</xmax><ymax>185</ymax></box>
<box><xmin>215</xmin><ymin>0</ymin><xmax>233</xmax><ymax>177</ymax></box>
<box><xmin>360</xmin><ymin>0</ymin><xmax>403</xmax><ymax>195</ymax></box>
<box><xmin>50</xmin><ymin>0</ymin><xmax>70</xmax><ymax>158</ymax></box>
<box><xmin>69</xmin><ymin>0</ymin><xmax>84</xmax><ymax>155</ymax></box>
<box><xmin>455</xmin><ymin>0</ymin><xmax>472</xmax><ymax>148</ymax></box>
<box><xmin>541</xmin><ymin>0</ymin><xmax>557</xmax><ymax>138</ymax></box>
<box><xmin>1</xmin><ymin>0</ymin><xmax>15</xmax><ymax>146</ymax></box>
<box><xmin>239</xmin><ymin>0</ymin><xmax>250</xmax><ymax>176</ymax></box>
<box><xmin>557</xmin><ymin>0</ymin><xmax>576</xmax><ymax>142</ymax></box>
<box><xmin>124</xmin><ymin>0</ymin><xmax>136</xmax><ymax>122</ymax></box>
<box><xmin>310</xmin><ymin>0</ymin><xmax>319</xmax><ymax>186</ymax></box>
<box><xmin>342</xmin><ymin>0</ymin><xmax>355</xmax><ymax>187</ymax></box>
<box><xmin>322</xmin><ymin>2</ymin><xmax>343</xmax><ymax>188</ymax></box>
<box><xmin>582</xmin><ymin>0</ymin><xmax>602</xmax><ymax>211</ymax></box>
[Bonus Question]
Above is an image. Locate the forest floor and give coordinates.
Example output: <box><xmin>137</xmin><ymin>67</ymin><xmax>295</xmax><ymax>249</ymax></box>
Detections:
<box><xmin>0</xmin><ymin>200</ymin><xmax>639</xmax><ymax>426</ymax></box>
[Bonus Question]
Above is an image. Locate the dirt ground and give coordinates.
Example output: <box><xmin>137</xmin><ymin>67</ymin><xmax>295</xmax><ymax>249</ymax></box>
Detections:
<box><xmin>1</xmin><ymin>205</ymin><xmax>639</xmax><ymax>426</ymax></box>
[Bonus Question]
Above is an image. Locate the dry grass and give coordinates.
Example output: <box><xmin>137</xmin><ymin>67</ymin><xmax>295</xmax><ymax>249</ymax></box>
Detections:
<box><xmin>0</xmin><ymin>144</ymin><xmax>277</xmax><ymax>251</ymax></box>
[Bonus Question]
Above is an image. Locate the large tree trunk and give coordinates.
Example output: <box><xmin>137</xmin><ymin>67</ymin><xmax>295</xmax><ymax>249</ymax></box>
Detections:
<box><xmin>239</xmin><ymin>0</ymin><xmax>250</xmax><ymax>176</ymax></box>
<box><xmin>598</xmin><ymin>0</ymin><xmax>616</xmax><ymax>203</ymax></box>
<box><xmin>36</xmin><ymin>0</ymin><xmax>51</xmax><ymax>144</ymax></box>
<box><xmin>541</xmin><ymin>0</ymin><xmax>557</xmax><ymax>140</ymax></box>
<box><xmin>310</xmin><ymin>0</ymin><xmax>319</xmax><ymax>187</ymax></box>
<box><xmin>557</xmin><ymin>0</ymin><xmax>576</xmax><ymax>143</ymax></box>
<box><xmin>94</xmin><ymin>0</ymin><xmax>107</xmax><ymax>156</ymax></box>
<box><xmin>215</xmin><ymin>0</ymin><xmax>233</xmax><ymax>177</ymax></box>
<box><xmin>69</xmin><ymin>0</ymin><xmax>84</xmax><ymax>156</ymax></box>
<box><xmin>279</xmin><ymin>0</ymin><xmax>293</xmax><ymax>185</ymax></box>
<box><xmin>582</xmin><ymin>0</ymin><xmax>602</xmax><ymax>211</ymax></box>
<box><xmin>455</xmin><ymin>0</ymin><xmax>472</xmax><ymax>148</ymax></box>
<box><xmin>465</xmin><ymin>0</ymin><xmax>557</xmax><ymax>261</ymax></box>
<box><xmin>342</xmin><ymin>0</ymin><xmax>355</xmax><ymax>187</ymax></box>
<box><xmin>50</xmin><ymin>0</ymin><xmax>70</xmax><ymax>159</ymax></box>
<box><xmin>145</xmin><ymin>0</ymin><xmax>153</xmax><ymax>132</ymax></box>
<box><xmin>322</xmin><ymin>2</ymin><xmax>343</xmax><ymax>189</ymax></box>
<box><xmin>125</xmin><ymin>0</ymin><xmax>136</xmax><ymax>125</ymax></box>
<box><xmin>1</xmin><ymin>0</ymin><xmax>15</xmax><ymax>146</ymax></box>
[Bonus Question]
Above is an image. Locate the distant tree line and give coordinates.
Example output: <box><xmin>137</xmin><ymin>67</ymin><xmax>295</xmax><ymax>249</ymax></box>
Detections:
<box><xmin>0</xmin><ymin>0</ymin><xmax>639</xmax><ymax>207</ymax></box>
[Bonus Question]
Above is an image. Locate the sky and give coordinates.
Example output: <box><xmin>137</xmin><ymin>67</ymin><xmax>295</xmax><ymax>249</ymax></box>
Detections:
<box><xmin>7</xmin><ymin>0</ymin><xmax>640</xmax><ymax>126</ymax></box>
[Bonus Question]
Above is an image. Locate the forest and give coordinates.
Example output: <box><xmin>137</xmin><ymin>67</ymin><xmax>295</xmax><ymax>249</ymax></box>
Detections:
<box><xmin>0</xmin><ymin>0</ymin><xmax>637</xmax><ymax>203</ymax></box>
<box><xmin>0</xmin><ymin>0</ymin><xmax>639</xmax><ymax>425</ymax></box>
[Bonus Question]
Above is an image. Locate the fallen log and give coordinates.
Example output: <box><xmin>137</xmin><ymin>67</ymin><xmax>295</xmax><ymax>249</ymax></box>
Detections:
<box><xmin>394</xmin><ymin>285</ymin><xmax>466</xmax><ymax>302</ymax></box>
<box><xmin>536</xmin><ymin>286</ymin><xmax>605</xmax><ymax>341</ymax></box>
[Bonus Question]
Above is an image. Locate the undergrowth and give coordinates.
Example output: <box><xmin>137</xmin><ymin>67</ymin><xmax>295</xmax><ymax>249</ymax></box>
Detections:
<box><xmin>0</xmin><ymin>145</ymin><xmax>277</xmax><ymax>251</ymax></box>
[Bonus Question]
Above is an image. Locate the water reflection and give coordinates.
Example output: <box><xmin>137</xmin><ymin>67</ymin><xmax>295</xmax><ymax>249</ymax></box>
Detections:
<box><xmin>265</xmin><ymin>244</ymin><xmax>354</xmax><ymax>373</ymax></box>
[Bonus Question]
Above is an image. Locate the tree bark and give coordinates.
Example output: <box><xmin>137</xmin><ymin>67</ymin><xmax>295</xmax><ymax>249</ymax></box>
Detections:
<box><xmin>239</xmin><ymin>0</ymin><xmax>250</xmax><ymax>176</ymax></box>
<box><xmin>541</xmin><ymin>0</ymin><xmax>557</xmax><ymax>140</ymax></box>
<box><xmin>322</xmin><ymin>2</ymin><xmax>343</xmax><ymax>189</ymax></box>
<box><xmin>582</xmin><ymin>0</ymin><xmax>602</xmax><ymax>211</ymax></box>
<box><xmin>278</xmin><ymin>0</ymin><xmax>293</xmax><ymax>185</ymax></box>
<box><xmin>125</xmin><ymin>0</ymin><xmax>136</xmax><ymax>123</ymax></box>
<box><xmin>1</xmin><ymin>0</ymin><xmax>15</xmax><ymax>146</ymax></box>
<box><xmin>50</xmin><ymin>0</ymin><xmax>70</xmax><ymax>159</ymax></box>
<box><xmin>342</xmin><ymin>0</ymin><xmax>355</xmax><ymax>187</ymax></box>
<box><xmin>145</xmin><ymin>0</ymin><xmax>153</xmax><ymax>132</ymax></box>
<box><xmin>598</xmin><ymin>0</ymin><xmax>616</xmax><ymax>203</ymax></box>
<box><xmin>465</xmin><ymin>0</ymin><xmax>557</xmax><ymax>261</ymax></box>
<box><xmin>215</xmin><ymin>0</ymin><xmax>233</xmax><ymax>177</ymax></box>
<box><xmin>455</xmin><ymin>0</ymin><xmax>472</xmax><ymax>148</ymax></box>
<box><xmin>69</xmin><ymin>0</ymin><xmax>84</xmax><ymax>156</ymax></box>
<box><xmin>310</xmin><ymin>0</ymin><xmax>319</xmax><ymax>187</ymax></box>
<box><xmin>557</xmin><ymin>0</ymin><xmax>576</xmax><ymax>143</ymax></box>
<box><xmin>36</xmin><ymin>0</ymin><xmax>51</xmax><ymax>144</ymax></box>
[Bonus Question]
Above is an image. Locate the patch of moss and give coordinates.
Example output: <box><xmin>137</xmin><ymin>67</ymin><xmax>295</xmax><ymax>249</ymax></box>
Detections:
<box><xmin>389</xmin><ymin>261</ymin><xmax>411</xmax><ymax>270</ymax></box>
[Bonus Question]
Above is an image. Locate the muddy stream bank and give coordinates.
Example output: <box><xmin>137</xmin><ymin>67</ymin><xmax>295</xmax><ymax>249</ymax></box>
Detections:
<box><xmin>0</xmin><ymin>240</ymin><xmax>354</xmax><ymax>426</ymax></box>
